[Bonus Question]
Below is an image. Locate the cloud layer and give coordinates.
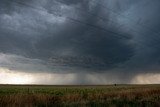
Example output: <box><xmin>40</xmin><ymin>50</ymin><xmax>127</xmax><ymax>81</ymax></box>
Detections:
<box><xmin>0</xmin><ymin>0</ymin><xmax>160</xmax><ymax>84</ymax></box>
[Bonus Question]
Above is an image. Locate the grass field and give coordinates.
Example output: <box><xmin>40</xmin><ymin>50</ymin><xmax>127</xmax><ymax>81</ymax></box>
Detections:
<box><xmin>0</xmin><ymin>84</ymin><xmax>160</xmax><ymax>107</ymax></box>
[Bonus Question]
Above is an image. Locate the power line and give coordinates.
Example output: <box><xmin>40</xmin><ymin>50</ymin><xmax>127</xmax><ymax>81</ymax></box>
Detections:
<box><xmin>83</xmin><ymin>0</ymin><xmax>160</xmax><ymax>49</ymax></box>
<box><xmin>9</xmin><ymin>0</ymin><xmax>45</xmax><ymax>12</ymax></box>
<box><xmin>96</xmin><ymin>0</ymin><xmax>160</xmax><ymax>40</ymax></box>
<box><xmin>67</xmin><ymin>17</ymin><xmax>130</xmax><ymax>39</ymax></box>
<box><xmin>71</xmin><ymin>4</ymin><xmax>160</xmax><ymax>47</ymax></box>
<box><xmin>5</xmin><ymin>0</ymin><xmax>132</xmax><ymax>40</ymax></box>
<box><xmin>3</xmin><ymin>0</ymin><xmax>160</xmax><ymax>50</ymax></box>
<box><xmin>56</xmin><ymin>0</ymin><xmax>160</xmax><ymax>48</ymax></box>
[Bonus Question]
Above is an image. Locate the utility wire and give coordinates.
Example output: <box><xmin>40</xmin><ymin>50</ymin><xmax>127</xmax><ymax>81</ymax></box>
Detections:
<box><xmin>4</xmin><ymin>0</ymin><xmax>160</xmax><ymax>50</ymax></box>
<box><xmin>67</xmin><ymin>17</ymin><xmax>129</xmax><ymax>39</ymax></box>
<box><xmin>96</xmin><ymin>0</ymin><xmax>160</xmax><ymax>40</ymax></box>
<box><xmin>72</xmin><ymin>4</ymin><xmax>160</xmax><ymax>48</ymax></box>
<box><xmin>72</xmin><ymin>0</ymin><xmax>160</xmax><ymax>49</ymax></box>
<box><xmin>5</xmin><ymin>0</ymin><xmax>131</xmax><ymax>40</ymax></box>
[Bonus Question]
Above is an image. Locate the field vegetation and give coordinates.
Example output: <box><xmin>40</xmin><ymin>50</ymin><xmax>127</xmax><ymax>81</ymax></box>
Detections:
<box><xmin>0</xmin><ymin>84</ymin><xmax>160</xmax><ymax>107</ymax></box>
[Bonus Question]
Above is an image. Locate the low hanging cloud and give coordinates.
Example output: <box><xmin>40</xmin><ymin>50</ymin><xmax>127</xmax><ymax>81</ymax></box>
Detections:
<box><xmin>1</xmin><ymin>68</ymin><xmax>160</xmax><ymax>84</ymax></box>
<box><xmin>0</xmin><ymin>0</ymin><xmax>160</xmax><ymax>84</ymax></box>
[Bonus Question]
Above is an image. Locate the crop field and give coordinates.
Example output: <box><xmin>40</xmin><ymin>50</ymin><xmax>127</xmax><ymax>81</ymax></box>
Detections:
<box><xmin>0</xmin><ymin>84</ymin><xmax>160</xmax><ymax>107</ymax></box>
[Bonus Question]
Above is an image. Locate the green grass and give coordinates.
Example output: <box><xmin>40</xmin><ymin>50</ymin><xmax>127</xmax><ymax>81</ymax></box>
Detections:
<box><xmin>0</xmin><ymin>84</ymin><xmax>160</xmax><ymax>107</ymax></box>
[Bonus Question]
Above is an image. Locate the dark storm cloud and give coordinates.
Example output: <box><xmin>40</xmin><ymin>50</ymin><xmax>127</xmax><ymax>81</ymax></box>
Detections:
<box><xmin>0</xmin><ymin>0</ymin><xmax>160</xmax><ymax>76</ymax></box>
<box><xmin>117</xmin><ymin>0</ymin><xmax>160</xmax><ymax>73</ymax></box>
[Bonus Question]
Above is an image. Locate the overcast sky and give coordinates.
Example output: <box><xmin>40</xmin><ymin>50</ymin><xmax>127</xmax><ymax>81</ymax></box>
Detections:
<box><xmin>0</xmin><ymin>0</ymin><xmax>160</xmax><ymax>84</ymax></box>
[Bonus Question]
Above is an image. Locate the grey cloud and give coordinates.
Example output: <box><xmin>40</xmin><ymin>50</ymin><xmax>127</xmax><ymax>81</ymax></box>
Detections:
<box><xmin>0</xmin><ymin>0</ymin><xmax>160</xmax><ymax>82</ymax></box>
<box><xmin>0</xmin><ymin>53</ymin><xmax>50</xmax><ymax>72</ymax></box>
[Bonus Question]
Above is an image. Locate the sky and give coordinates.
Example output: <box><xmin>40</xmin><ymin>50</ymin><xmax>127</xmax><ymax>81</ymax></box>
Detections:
<box><xmin>0</xmin><ymin>0</ymin><xmax>160</xmax><ymax>84</ymax></box>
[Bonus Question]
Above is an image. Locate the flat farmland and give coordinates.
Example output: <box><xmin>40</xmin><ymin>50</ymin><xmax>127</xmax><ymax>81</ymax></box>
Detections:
<box><xmin>0</xmin><ymin>84</ymin><xmax>160</xmax><ymax>107</ymax></box>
